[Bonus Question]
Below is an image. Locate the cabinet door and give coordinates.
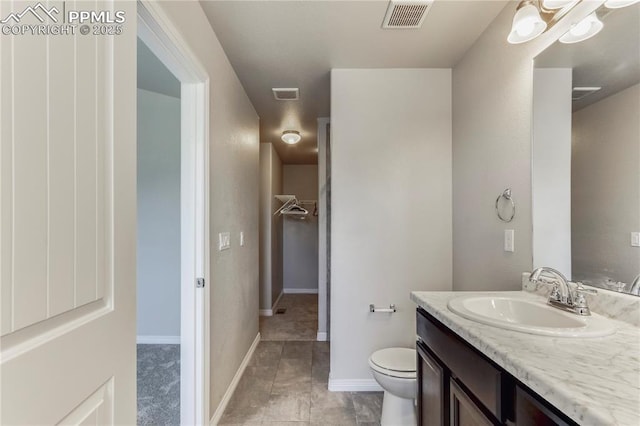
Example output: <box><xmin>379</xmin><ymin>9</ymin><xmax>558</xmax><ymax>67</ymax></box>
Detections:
<box><xmin>450</xmin><ymin>380</ymin><xmax>494</xmax><ymax>426</ymax></box>
<box><xmin>515</xmin><ymin>385</ymin><xmax>574</xmax><ymax>426</ymax></box>
<box><xmin>417</xmin><ymin>342</ymin><xmax>446</xmax><ymax>426</ymax></box>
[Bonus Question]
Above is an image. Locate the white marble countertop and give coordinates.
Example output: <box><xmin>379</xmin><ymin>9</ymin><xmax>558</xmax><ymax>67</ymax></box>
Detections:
<box><xmin>411</xmin><ymin>290</ymin><xmax>640</xmax><ymax>426</ymax></box>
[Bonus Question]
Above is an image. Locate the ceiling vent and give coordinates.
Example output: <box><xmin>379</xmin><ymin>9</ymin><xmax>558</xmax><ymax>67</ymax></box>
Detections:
<box><xmin>382</xmin><ymin>0</ymin><xmax>433</xmax><ymax>29</ymax></box>
<box><xmin>272</xmin><ymin>88</ymin><xmax>299</xmax><ymax>101</ymax></box>
<box><xmin>572</xmin><ymin>86</ymin><xmax>602</xmax><ymax>101</ymax></box>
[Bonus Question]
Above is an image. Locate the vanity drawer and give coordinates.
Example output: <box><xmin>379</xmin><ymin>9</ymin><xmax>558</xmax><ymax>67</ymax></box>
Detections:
<box><xmin>417</xmin><ymin>308</ymin><xmax>504</xmax><ymax>421</ymax></box>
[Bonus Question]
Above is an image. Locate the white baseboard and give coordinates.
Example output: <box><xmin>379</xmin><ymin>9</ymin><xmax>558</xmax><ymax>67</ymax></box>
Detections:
<box><xmin>272</xmin><ymin>290</ymin><xmax>284</xmax><ymax>308</ymax></box>
<box><xmin>136</xmin><ymin>335</ymin><xmax>180</xmax><ymax>344</ymax></box>
<box><xmin>259</xmin><ymin>290</ymin><xmax>284</xmax><ymax>317</ymax></box>
<box><xmin>316</xmin><ymin>331</ymin><xmax>328</xmax><ymax>341</ymax></box>
<box><xmin>210</xmin><ymin>332</ymin><xmax>261</xmax><ymax>425</ymax></box>
<box><xmin>328</xmin><ymin>378</ymin><xmax>383</xmax><ymax>392</ymax></box>
<box><xmin>283</xmin><ymin>288</ymin><xmax>319</xmax><ymax>294</ymax></box>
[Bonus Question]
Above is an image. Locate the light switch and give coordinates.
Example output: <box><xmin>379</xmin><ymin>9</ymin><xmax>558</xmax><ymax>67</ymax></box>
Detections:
<box><xmin>240</xmin><ymin>231</ymin><xmax>245</xmax><ymax>247</ymax></box>
<box><xmin>504</xmin><ymin>229</ymin><xmax>515</xmax><ymax>252</ymax></box>
<box><xmin>632</xmin><ymin>232</ymin><xmax>640</xmax><ymax>247</ymax></box>
<box><xmin>218</xmin><ymin>232</ymin><xmax>231</xmax><ymax>251</ymax></box>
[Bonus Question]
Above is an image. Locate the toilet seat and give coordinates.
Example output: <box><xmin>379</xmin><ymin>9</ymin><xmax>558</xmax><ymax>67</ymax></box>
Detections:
<box><xmin>369</xmin><ymin>348</ymin><xmax>416</xmax><ymax>379</ymax></box>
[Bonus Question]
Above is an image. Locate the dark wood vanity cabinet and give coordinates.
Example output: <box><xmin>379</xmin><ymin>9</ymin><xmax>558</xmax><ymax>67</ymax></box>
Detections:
<box><xmin>417</xmin><ymin>343</ymin><xmax>446</xmax><ymax>425</ymax></box>
<box><xmin>416</xmin><ymin>307</ymin><xmax>578</xmax><ymax>426</ymax></box>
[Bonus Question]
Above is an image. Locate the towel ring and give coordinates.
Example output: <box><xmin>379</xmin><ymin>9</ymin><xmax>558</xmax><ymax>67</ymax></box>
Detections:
<box><xmin>495</xmin><ymin>188</ymin><xmax>515</xmax><ymax>223</ymax></box>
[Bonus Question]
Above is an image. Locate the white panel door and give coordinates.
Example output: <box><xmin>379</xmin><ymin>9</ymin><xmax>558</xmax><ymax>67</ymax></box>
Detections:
<box><xmin>0</xmin><ymin>1</ymin><xmax>137</xmax><ymax>424</ymax></box>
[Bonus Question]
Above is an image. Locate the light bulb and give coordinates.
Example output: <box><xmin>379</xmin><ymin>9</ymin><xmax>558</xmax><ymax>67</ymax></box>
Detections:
<box><xmin>516</xmin><ymin>20</ymin><xmax>535</xmax><ymax>36</ymax></box>
<box><xmin>571</xmin><ymin>18</ymin><xmax>592</xmax><ymax>36</ymax></box>
<box><xmin>508</xmin><ymin>4</ymin><xmax>547</xmax><ymax>44</ymax></box>
<box><xmin>281</xmin><ymin>130</ymin><xmax>301</xmax><ymax>145</ymax></box>
<box><xmin>559</xmin><ymin>12</ymin><xmax>603</xmax><ymax>44</ymax></box>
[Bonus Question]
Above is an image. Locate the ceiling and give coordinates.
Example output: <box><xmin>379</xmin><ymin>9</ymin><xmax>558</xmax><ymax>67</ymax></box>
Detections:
<box><xmin>137</xmin><ymin>37</ymin><xmax>181</xmax><ymax>99</ymax></box>
<box><xmin>535</xmin><ymin>3</ymin><xmax>640</xmax><ymax>111</ymax></box>
<box><xmin>200</xmin><ymin>0</ymin><xmax>508</xmax><ymax>164</ymax></box>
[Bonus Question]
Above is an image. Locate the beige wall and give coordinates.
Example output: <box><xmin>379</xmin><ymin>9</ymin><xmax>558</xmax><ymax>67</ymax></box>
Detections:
<box><xmin>283</xmin><ymin>165</ymin><xmax>319</xmax><ymax>292</ymax></box>
<box><xmin>330</xmin><ymin>69</ymin><xmax>452</xmax><ymax>384</ymax></box>
<box><xmin>157</xmin><ymin>2</ymin><xmax>260</xmax><ymax>417</ymax></box>
<box><xmin>451</xmin><ymin>1</ymin><xmax>600</xmax><ymax>291</ymax></box>
<box><xmin>259</xmin><ymin>144</ymin><xmax>283</xmax><ymax>311</ymax></box>
<box><xmin>572</xmin><ymin>84</ymin><xmax>640</xmax><ymax>286</ymax></box>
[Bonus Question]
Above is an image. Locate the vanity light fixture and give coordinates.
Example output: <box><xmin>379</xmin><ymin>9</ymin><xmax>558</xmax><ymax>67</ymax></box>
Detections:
<box><xmin>559</xmin><ymin>12</ymin><xmax>603</xmax><ymax>43</ymax></box>
<box><xmin>508</xmin><ymin>1</ymin><xmax>547</xmax><ymax>44</ymax></box>
<box><xmin>281</xmin><ymin>130</ymin><xmax>301</xmax><ymax>145</ymax></box>
<box><xmin>604</xmin><ymin>0</ymin><xmax>639</xmax><ymax>8</ymax></box>
<box><xmin>542</xmin><ymin>0</ymin><xmax>575</xmax><ymax>9</ymax></box>
<box><xmin>508</xmin><ymin>0</ymin><xmax>583</xmax><ymax>44</ymax></box>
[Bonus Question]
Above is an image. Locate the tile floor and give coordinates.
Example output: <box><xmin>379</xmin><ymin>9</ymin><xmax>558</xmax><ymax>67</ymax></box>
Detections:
<box><xmin>219</xmin><ymin>341</ymin><xmax>383</xmax><ymax>425</ymax></box>
<box><xmin>137</xmin><ymin>344</ymin><xmax>181</xmax><ymax>425</ymax></box>
<box><xmin>260</xmin><ymin>294</ymin><xmax>318</xmax><ymax>341</ymax></box>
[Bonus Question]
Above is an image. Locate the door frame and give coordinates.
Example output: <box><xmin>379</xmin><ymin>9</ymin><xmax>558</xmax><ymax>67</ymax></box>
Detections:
<box><xmin>137</xmin><ymin>2</ymin><xmax>210</xmax><ymax>425</ymax></box>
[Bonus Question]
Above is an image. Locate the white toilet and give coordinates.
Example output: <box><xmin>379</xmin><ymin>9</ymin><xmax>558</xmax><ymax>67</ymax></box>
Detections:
<box><xmin>369</xmin><ymin>347</ymin><xmax>417</xmax><ymax>426</ymax></box>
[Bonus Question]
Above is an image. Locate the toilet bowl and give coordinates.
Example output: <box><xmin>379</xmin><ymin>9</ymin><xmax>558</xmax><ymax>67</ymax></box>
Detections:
<box><xmin>369</xmin><ymin>347</ymin><xmax>417</xmax><ymax>426</ymax></box>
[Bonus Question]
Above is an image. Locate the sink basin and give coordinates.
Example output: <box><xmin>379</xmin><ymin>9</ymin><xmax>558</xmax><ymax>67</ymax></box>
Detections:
<box><xmin>447</xmin><ymin>295</ymin><xmax>616</xmax><ymax>337</ymax></box>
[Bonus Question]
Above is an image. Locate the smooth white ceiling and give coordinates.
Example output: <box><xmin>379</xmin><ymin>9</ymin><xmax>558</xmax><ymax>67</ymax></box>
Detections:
<box><xmin>201</xmin><ymin>0</ymin><xmax>508</xmax><ymax>164</ymax></box>
<box><xmin>535</xmin><ymin>3</ymin><xmax>640</xmax><ymax>111</ymax></box>
<box><xmin>137</xmin><ymin>37</ymin><xmax>181</xmax><ymax>99</ymax></box>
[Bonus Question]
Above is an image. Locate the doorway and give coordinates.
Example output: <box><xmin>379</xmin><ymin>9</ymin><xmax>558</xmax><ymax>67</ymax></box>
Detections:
<box><xmin>136</xmin><ymin>36</ymin><xmax>182</xmax><ymax>425</ymax></box>
<box><xmin>137</xmin><ymin>2</ymin><xmax>210</xmax><ymax>424</ymax></box>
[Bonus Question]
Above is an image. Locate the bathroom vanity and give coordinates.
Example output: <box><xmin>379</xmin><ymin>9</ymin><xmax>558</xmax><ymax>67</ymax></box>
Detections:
<box><xmin>412</xmin><ymin>286</ymin><xmax>640</xmax><ymax>426</ymax></box>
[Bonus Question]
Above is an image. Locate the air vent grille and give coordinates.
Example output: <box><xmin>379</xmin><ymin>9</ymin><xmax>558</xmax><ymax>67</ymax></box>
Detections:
<box><xmin>572</xmin><ymin>86</ymin><xmax>601</xmax><ymax>101</ymax></box>
<box><xmin>382</xmin><ymin>0</ymin><xmax>433</xmax><ymax>29</ymax></box>
<box><xmin>273</xmin><ymin>88</ymin><xmax>299</xmax><ymax>101</ymax></box>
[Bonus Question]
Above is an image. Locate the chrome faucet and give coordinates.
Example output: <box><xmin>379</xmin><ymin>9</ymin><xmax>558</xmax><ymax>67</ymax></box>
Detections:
<box><xmin>630</xmin><ymin>274</ymin><xmax>640</xmax><ymax>295</ymax></box>
<box><xmin>529</xmin><ymin>267</ymin><xmax>597</xmax><ymax>316</ymax></box>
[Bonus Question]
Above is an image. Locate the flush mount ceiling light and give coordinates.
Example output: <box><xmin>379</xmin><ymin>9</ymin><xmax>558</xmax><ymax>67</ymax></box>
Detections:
<box><xmin>559</xmin><ymin>12</ymin><xmax>603</xmax><ymax>43</ymax></box>
<box><xmin>508</xmin><ymin>1</ymin><xmax>547</xmax><ymax>44</ymax></box>
<box><xmin>605</xmin><ymin>0</ymin><xmax>639</xmax><ymax>7</ymax></box>
<box><xmin>281</xmin><ymin>130</ymin><xmax>301</xmax><ymax>145</ymax></box>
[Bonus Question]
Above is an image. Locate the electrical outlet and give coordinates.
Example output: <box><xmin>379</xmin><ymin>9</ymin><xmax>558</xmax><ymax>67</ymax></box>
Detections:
<box><xmin>240</xmin><ymin>231</ymin><xmax>245</xmax><ymax>246</ymax></box>
<box><xmin>632</xmin><ymin>232</ymin><xmax>640</xmax><ymax>247</ymax></box>
<box><xmin>504</xmin><ymin>229</ymin><xmax>515</xmax><ymax>252</ymax></box>
<box><xmin>218</xmin><ymin>232</ymin><xmax>231</xmax><ymax>251</ymax></box>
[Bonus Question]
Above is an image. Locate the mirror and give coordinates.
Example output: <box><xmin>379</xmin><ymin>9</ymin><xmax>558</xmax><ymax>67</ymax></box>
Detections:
<box><xmin>532</xmin><ymin>3</ymin><xmax>640</xmax><ymax>295</ymax></box>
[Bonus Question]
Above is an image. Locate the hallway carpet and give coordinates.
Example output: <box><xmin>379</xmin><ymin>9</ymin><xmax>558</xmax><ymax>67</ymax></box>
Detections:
<box><xmin>260</xmin><ymin>294</ymin><xmax>318</xmax><ymax>341</ymax></box>
<box><xmin>137</xmin><ymin>344</ymin><xmax>180</xmax><ymax>426</ymax></box>
<box><xmin>219</xmin><ymin>341</ymin><xmax>383</xmax><ymax>425</ymax></box>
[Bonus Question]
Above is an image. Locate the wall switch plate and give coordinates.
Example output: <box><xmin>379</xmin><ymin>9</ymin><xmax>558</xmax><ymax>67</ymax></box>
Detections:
<box><xmin>632</xmin><ymin>232</ymin><xmax>640</xmax><ymax>247</ymax></box>
<box><xmin>218</xmin><ymin>232</ymin><xmax>231</xmax><ymax>251</ymax></box>
<box><xmin>504</xmin><ymin>229</ymin><xmax>515</xmax><ymax>252</ymax></box>
<box><xmin>240</xmin><ymin>231</ymin><xmax>245</xmax><ymax>246</ymax></box>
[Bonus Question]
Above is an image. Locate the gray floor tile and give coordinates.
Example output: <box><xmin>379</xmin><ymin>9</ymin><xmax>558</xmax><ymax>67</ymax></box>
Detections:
<box><xmin>282</xmin><ymin>341</ymin><xmax>313</xmax><ymax>360</ymax></box>
<box><xmin>221</xmin><ymin>295</ymin><xmax>381</xmax><ymax>425</ymax></box>
<box><xmin>309</xmin><ymin>405</ymin><xmax>358</xmax><ymax>425</ymax></box>
<box><xmin>311</xmin><ymin>382</ymin><xmax>353</xmax><ymax>409</ymax></box>
<box><xmin>311</xmin><ymin>348</ymin><xmax>329</xmax><ymax>367</ymax></box>
<box><xmin>311</xmin><ymin>363</ymin><xmax>329</xmax><ymax>385</ymax></box>
<box><xmin>263</xmin><ymin>392</ymin><xmax>311</xmax><ymax>422</ymax></box>
<box><xmin>219</xmin><ymin>405</ymin><xmax>265</xmax><ymax>425</ymax></box>
<box><xmin>262</xmin><ymin>422</ymin><xmax>310</xmax><ymax>426</ymax></box>
<box><xmin>250</xmin><ymin>341</ymin><xmax>285</xmax><ymax>368</ymax></box>
<box><xmin>351</xmin><ymin>392</ymin><xmax>383</xmax><ymax>423</ymax></box>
